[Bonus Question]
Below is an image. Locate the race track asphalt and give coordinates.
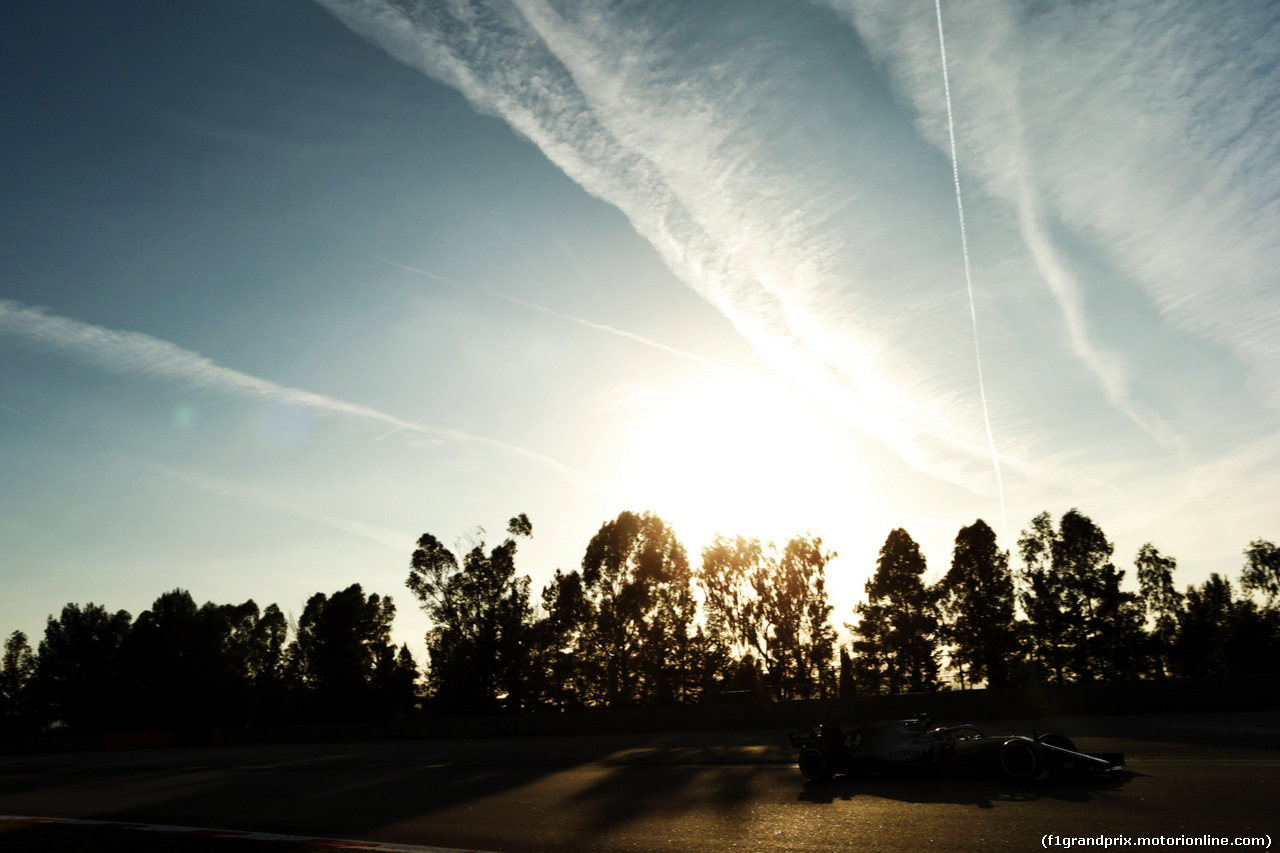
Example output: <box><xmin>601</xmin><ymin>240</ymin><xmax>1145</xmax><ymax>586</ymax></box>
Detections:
<box><xmin>1</xmin><ymin>713</ymin><xmax>1277</xmax><ymax>852</ymax></box>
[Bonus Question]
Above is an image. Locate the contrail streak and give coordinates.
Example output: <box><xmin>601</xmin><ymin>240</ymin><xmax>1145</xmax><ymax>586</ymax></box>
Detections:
<box><xmin>385</xmin><ymin>259</ymin><xmax>775</xmax><ymax>384</ymax></box>
<box><xmin>0</xmin><ymin>297</ymin><xmax>608</xmax><ymax>493</ymax></box>
<box><xmin>934</xmin><ymin>0</ymin><xmax>1008</xmax><ymax>541</ymax></box>
<box><xmin>144</xmin><ymin>461</ymin><xmax>417</xmax><ymax>552</ymax></box>
<box><xmin>0</xmin><ymin>402</ymin><xmax>52</xmax><ymax>428</ymax></box>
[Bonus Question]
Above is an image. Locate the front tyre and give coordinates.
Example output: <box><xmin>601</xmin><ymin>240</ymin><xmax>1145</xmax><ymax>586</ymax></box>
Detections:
<box><xmin>1037</xmin><ymin>733</ymin><xmax>1076</xmax><ymax>752</ymax></box>
<box><xmin>1037</xmin><ymin>733</ymin><xmax>1081</xmax><ymax>779</ymax></box>
<box><xmin>799</xmin><ymin>746</ymin><xmax>834</xmax><ymax>781</ymax></box>
<box><xmin>999</xmin><ymin>739</ymin><xmax>1042</xmax><ymax>780</ymax></box>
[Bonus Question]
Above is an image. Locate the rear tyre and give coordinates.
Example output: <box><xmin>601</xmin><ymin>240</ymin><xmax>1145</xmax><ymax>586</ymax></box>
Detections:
<box><xmin>799</xmin><ymin>746</ymin><xmax>834</xmax><ymax>782</ymax></box>
<box><xmin>999</xmin><ymin>739</ymin><xmax>1042</xmax><ymax>780</ymax></box>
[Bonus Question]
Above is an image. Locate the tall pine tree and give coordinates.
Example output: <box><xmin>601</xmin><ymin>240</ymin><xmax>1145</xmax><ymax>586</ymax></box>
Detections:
<box><xmin>938</xmin><ymin>519</ymin><xmax>1016</xmax><ymax>688</ymax></box>
<box><xmin>849</xmin><ymin>529</ymin><xmax>939</xmax><ymax>694</ymax></box>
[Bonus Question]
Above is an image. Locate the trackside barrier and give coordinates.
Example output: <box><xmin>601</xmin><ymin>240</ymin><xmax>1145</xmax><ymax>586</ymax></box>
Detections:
<box><xmin>212</xmin><ymin>673</ymin><xmax>1280</xmax><ymax>747</ymax></box>
<box><xmin>100</xmin><ymin>730</ymin><xmax>176</xmax><ymax>751</ymax></box>
<box><xmin>3</xmin><ymin>673</ymin><xmax>1277</xmax><ymax>754</ymax></box>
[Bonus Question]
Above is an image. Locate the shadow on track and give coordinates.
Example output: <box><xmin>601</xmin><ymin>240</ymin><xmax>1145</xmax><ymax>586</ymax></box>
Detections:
<box><xmin>796</xmin><ymin>768</ymin><xmax>1139</xmax><ymax>809</ymax></box>
<box><xmin>568</xmin><ymin>763</ymin><xmax>778</xmax><ymax>834</ymax></box>
<box><xmin>0</xmin><ymin>738</ymin><xmax>631</xmax><ymax>847</ymax></box>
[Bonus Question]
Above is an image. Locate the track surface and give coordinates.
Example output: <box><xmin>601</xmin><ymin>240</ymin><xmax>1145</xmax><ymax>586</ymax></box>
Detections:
<box><xmin>2</xmin><ymin>714</ymin><xmax>1277</xmax><ymax>852</ymax></box>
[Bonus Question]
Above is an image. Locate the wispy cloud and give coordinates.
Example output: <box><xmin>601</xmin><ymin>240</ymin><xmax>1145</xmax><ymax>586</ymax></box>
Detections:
<box><xmin>318</xmin><ymin>0</ymin><xmax>1004</xmax><ymax>490</ymax></box>
<box><xmin>0</xmin><ymin>298</ymin><xmax>608</xmax><ymax>491</ymax></box>
<box><xmin>1010</xmin><ymin>150</ymin><xmax>1180</xmax><ymax>450</ymax></box>
<box><xmin>829</xmin><ymin>0</ymin><xmax>1192</xmax><ymax>449</ymax></box>
<box><xmin>316</xmin><ymin>0</ymin><xmax>1280</xmax><ymax>522</ymax></box>
<box><xmin>144</xmin><ymin>461</ymin><xmax>417</xmax><ymax>552</ymax></box>
<box><xmin>0</xmin><ymin>298</ymin><xmax>428</xmax><ymax>432</ymax></box>
<box><xmin>827</xmin><ymin>0</ymin><xmax>1280</xmax><ymax>413</ymax></box>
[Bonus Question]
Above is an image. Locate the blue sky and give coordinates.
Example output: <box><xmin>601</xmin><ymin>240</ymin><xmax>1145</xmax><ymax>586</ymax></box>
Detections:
<box><xmin>4</xmin><ymin>0</ymin><xmax>1278</xmax><ymax>655</ymax></box>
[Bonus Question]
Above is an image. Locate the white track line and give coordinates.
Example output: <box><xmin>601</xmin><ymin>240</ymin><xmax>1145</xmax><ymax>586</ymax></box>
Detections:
<box><xmin>0</xmin><ymin>815</ymin><xmax>499</xmax><ymax>853</ymax></box>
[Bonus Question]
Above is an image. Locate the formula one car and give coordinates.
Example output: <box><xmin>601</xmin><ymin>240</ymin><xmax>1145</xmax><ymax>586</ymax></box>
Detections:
<box><xmin>787</xmin><ymin>713</ymin><xmax>1125</xmax><ymax>782</ymax></box>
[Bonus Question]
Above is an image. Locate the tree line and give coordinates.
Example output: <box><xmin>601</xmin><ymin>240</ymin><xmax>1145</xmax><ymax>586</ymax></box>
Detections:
<box><xmin>0</xmin><ymin>585</ymin><xmax>417</xmax><ymax>738</ymax></box>
<box><xmin>2</xmin><ymin>508</ymin><xmax>1277</xmax><ymax>737</ymax></box>
<box><xmin>408</xmin><ymin>510</ymin><xmax>1280</xmax><ymax>715</ymax></box>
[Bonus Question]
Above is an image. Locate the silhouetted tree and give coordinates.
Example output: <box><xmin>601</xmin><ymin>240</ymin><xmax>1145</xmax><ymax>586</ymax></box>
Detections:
<box><xmin>699</xmin><ymin>532</ymin><xmax>837</xmax><ymax>699</ymax></box>
<box><xmin>527</xmin><ymin>568</ymin><xmax>592</xmax><ymax>711</ymax></box>
<box><xmin>372</xmin><ymin>644</ymin><xmax>420</xmax><ymax>721</ymax></box>
<box><xmin>242</xmin><ymin>602</ymin><xmax>291</xmax><ymax>724</ymax></box>
<box><xmin>1242</xmin><ymin>540</ymin><xmax>1280</xmax><ymax>606</ymax></box>
<box><xmin>1017</xmin><ymin>512</ymin><xmax>1069</xmax><ymax>684</ymax></box>
<box><xmin>0</xmin><ymin>631</ymin><xmax>36</xmax><ymax>736</ymax></box>
<box><xmin>686</xmin><ymin>624</ymin><xmax>733</xmax><ymax>702</ymax></box>
<box><xmin>1237</xmin><ymin>541</ymin><xmax>1280</xmax><ymax>674</ymax></box>
<box><xmin>772</xmin><ymin>534</ymin><xmax>838</xmax><ymax>699</ymax></box>
<box><xmin>1225</xmin><ymin>599</ymin><xmax>1280</xmax><ymax>677</ymax></box>
<box><xmin>581</xmin><ymin>511</ymin><xmax>695</xmax><ymax>706</ymax></box>
<box><xmin>1135</xmin><ymin>543</ymin><xmax>1182</xmax><ymax>679</ymax></box>
<box><xmin>119</xmin><ymin>589</ymin><xmax>238</xmax><ymax>732</ymax></box>
<box><xmin>218</xmin><ymin>598</ymin><xmax>264</xmax><ymax>721</ymax></box>
<box><xmin>1018</xmin><ymin>510</ymin><xmax>1142</xmax><ymax>683</ymax></box>
<box><xmin>1173</xmin><ymin>573</ymin><xmax>1235</xmax><ymax>679</ymax></box>
<box><xmin>289</xmin><ymin>584</ymin><xmax>403</xmax><ymax>723</ymax></box>
<box><xmin>698</xmin><ymin>534</ymin><xmax>760</xmax><ymax>682</ymax></box>
<box><xmin>32</xmin><ymin>603</ymin><xmax>132</xmax><ymax>732</ymax></box>
<box><xmin>849</xmin><ymin>528</ymin><xmax>939</xmax><ymax>694</ymax></box>
<box><xmin>1091</xmin><ymin>562</ymin><xmax>1146</xmax><ymax>682</ymax></box>
<box><xmin>1168</xmin><ymin>568</ymin><xmax>1280</xmax><ymax>679</ymax></box>
<box><xmin>408</xmin><ymin>515</ymin><xmax>533</xmax><ymax>715</ymax></box>
<box><xmin>938</xmin><ymin>519</ymin><xmax>1016</xmax><ymax>688</ymax></box>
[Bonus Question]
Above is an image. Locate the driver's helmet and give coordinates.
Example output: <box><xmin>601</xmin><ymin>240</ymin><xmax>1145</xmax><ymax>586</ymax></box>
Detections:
<box><xmin>818</xmin><ymin>722</ymin><xmax>844</xmax><ymax>742</ymax></box>
<box><xmin>905</xmin><ymin>712</ymin><xmax>933</xmax><ymax>731</ymax></box>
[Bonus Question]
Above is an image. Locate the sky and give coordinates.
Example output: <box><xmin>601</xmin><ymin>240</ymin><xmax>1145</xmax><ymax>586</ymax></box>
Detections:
<box><xmin>3</xmin><ymin>0</ymin><xmax>1278</xmax><ymax>658</ymax></box>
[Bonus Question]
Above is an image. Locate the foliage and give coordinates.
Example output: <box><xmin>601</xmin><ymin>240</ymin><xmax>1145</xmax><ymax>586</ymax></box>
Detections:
<box><xmin>32</xmin><ymin>603</ymin><xmax>133</xmax><ymax>733</ymax></box>
<box><xmin>1135</xmin><ymin>543</ymin><xmax>1182</xmax><ymax>678</ymax></box>
<box><xmin>1242</xmin><ymin>540</ymin><xmax>1280</xmax><ymax>605</ymax></box>
<box><xmin>697</xmin><ymin>536</ymin><xmax>761</xmax><ymax>668</ymax></box>
<box><xmin>699</xmin><ymin>532</ymin><xmax>837</xmax><ymax>700</ymax></box>
<box><xmin>408</xmin><ymin>515</ymin><xmax>533</xmax><ymax>714</ymax></box>
<box><xmin>774</xmin><ymin>535</ymin><xmax>839</xmax><ymax>699</ymax></box>
<box><xmin>1171</xmin><ymin>572</ymin><xmax>1280</xmax><ymax>679</ymax></box>
<box><xmin>526</xmin><ymin>567</ymin><xmax>593</xmax><ymax>711</ymax></box>
<box><xmin>289</xmin><ymin>584</ymin><xmax>409</xmax><ymax>723</ymax></box>
<box><xmin>372</xmin><ymin>644</ymin><xmax>420</xmax><ymax>721</ymax></box>
<box><xmin>0</xmin><ymin>631</ymin><xmax>36</xmax><ymax>736</ymax></box>
<box><xmin>3</xmin><ymin>585</ymin><xmax>415</xmax><ymax>737</ymax></box>
<box><xmin>2</xmin><ymin>507</ymin><xmax>1277</xmax><ymax>735</ymax></box>
<box><xmin>1173</xmin><ymin>573</ymin><xmax>1236</xmax><ymax>679</ymax></box>
<box><xmin>1016</xmin><ymin>512</ymin><xmax>1067</xmax><ymax>683</ymax></box>
<box><xmin>1017</xmin><ymin>509</ymin><xmax>1143</xmax><ymax>684</ymax></box>
<box><xmin>245</xmin><ymin>603</ymin><xmax>291</xmax><ymax>723</ymax></box>
<box><xmin>580</xmin><ymin>511</ymin><xmax>696</xmax><ymax>706</ymax></box>
<box><xmin>120</xmin><ymin>590</ymin><xmax>241</xmax><ymax>731</ymax></box>
<box><xmin>849</xmin><ymin>528</ymin><xmax>939</xmax><ymax>694</ymax></box>
<box><xmin>938</xmin><ymin>519</ymin><xmax>1016</xmax><ymax>688</ymax></box>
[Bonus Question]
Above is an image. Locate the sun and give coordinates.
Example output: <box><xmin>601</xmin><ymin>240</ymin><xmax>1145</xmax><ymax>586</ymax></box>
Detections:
<box><xmin>616</xmin><ymin>372</ymin><xmax>868</xmax><ymax>551</ymax></box>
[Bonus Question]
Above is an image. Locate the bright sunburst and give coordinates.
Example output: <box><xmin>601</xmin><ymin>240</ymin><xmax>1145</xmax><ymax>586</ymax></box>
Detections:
<box><xmin>617</xmin><ymin>373</ymin><xmax>868</xmax><ymax>550</ymax></box>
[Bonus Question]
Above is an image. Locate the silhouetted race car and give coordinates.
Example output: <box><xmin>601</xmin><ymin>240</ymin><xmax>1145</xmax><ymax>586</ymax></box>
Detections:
<box><xmin>787</xmin><ymin>713</ymin><xmax>1125</xmax><ymax>782</ymax></box>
